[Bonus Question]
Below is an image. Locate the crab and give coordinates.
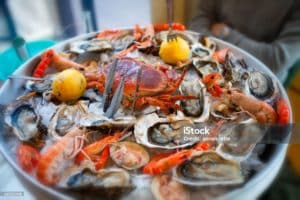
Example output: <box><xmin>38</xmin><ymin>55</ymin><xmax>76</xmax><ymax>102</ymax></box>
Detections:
<box><xmin>86</xmin><ymin>57</ymin><xmax>195</xmax><ymax>113</ymax></box>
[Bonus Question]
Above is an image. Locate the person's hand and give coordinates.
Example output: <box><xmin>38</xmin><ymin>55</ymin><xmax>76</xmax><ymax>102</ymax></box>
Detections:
<box><xmin>211</xmin><ymin>23</ymin><xmax>231</xmax><ymax>39</ymax></box>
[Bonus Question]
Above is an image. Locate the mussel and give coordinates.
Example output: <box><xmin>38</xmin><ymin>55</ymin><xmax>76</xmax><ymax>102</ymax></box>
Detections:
<box><xmin>173</xmin><ymin>151</ymin><xmax>244</xmax><ymax>186</ymax></box>
<box><xmin>134</xmin><ymin>113</ymin><xmax>196</xmax><ymax>149</ymax></box>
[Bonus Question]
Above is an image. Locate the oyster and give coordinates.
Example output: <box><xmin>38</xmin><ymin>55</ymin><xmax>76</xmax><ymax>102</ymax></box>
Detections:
<box><xmin>25</xmin><ymin>78</ymin><xmax>53</xmax><ymax>93</ymax></box>
<box><xmin>110</xmin><ymin>141</ymin><xmax>150</xmax><ymax>170</ymax></box>
<box><xmin>6</xmin><ymin>104</ymin><xmax>41</xmax><ymax>141</ymax></box>
<box><xmin>48</xmin><ymin>101</ymin><xmax>89</xmax><ymax>138</ymax></box>
<box><xmin>179</xmin><ymin>68</ymin><xmax>210</xmax><ymax>122</ymax></box>
<box><xmin>173</xmin><ymin>151</ymin><xmax>244</xmax><ymax>186</ymax></box>
<box><xmin>216</xmin><ymin>123</ymin><xmax>266</xmax><ymax>161</ymax></box>
<box><xmin>223</xmin><ymin>51</ymin><xmax>249</xmax><ymax>91</ymax></box>
<box><xmin>134</xmin><ymin>113</ymin><xmax>196</xmax><ymax>149</ymax></box>
<box><xmin>192</xmin><ymin>58</ymin><xmax>220</xmax><ymax>77</ymax></box>
<box><xmin>60</xmin><ymin>168</ymin><xmax>134</xmax><ymax>199</ymax></box>
<box><xmin>191</xmin><ymin>43</ymin><xmax>213</xmax><ymax>60</ymax></box>
<box><xmin>151</xmin><ymin>175</ymin><xmax>189</xmax><ymax>200</ymax></box>
<box><xmin>70</xmin><ymin>39</ymin><xmax>112</xmax><ymax>54</ymax></box>
<box><xmin>112</xmin><ymin>35</ymin><xmax>135</xmax><ymax>51</ymax></box>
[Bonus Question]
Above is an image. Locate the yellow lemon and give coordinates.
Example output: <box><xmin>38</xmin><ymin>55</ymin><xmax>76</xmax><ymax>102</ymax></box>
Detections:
<box><xmin>159</xmin><ymin>36</ymin><xmax>190</xmax><ymax>65</ymax></box>
<box><xmin>52</xmin><ymin>69</ymin><xmax>86</xmax><ymax>101</ymax></box>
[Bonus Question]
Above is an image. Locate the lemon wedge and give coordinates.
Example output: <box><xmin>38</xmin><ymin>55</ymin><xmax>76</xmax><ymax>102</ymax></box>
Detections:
<box><xmin>52</xmin><ymin>69</ymin><xmax>86</xmax><ymax>101</ymax></box>
<box><xmin>159</xmin><ymin>36</ymin><xmax>190</xmax><ymax>65</ymax></box>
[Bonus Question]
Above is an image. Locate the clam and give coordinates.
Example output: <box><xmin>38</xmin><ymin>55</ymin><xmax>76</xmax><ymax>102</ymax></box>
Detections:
<box><xmin>173</xmin><ymin>151</ymin><xmax>244</xmax><ymax>186</ymax></box>
<box><xmin>151</xmin><ymin>175</ymin><xmax>190</xmax><ymax>200</ymax></box>
<box><xmin>110</xmin><ymin>141</ymin><xmax>150</xmax><ymax>170</ymax></box>
<box><xmin>179</xmin><ymin>68</ymin><xmax>210</xmax><ymax>122</ymax></box>
<box><xmin>134</xmin><ymin>113</ymin><xmax>196</xmax><ymax>149</ymax></box>
<box><xmin>70</xmin><ymin>39</ymin><xmax>113</xmax><ymax>54</ymax></box>
<box><xmin>247</xmin><ymin>71</ymin><xmax>279</xmax><ymax>103</ymax></box>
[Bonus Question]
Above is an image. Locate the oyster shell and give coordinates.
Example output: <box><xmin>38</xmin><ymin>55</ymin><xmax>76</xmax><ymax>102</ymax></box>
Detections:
<box><xmin>216</xmin><ymin>123</ymin><xmax>266</xmax><ymax>161</ymax></box>
<box><xmin>25</xmin><ymin>78</ymin><xmax>53</xmax><ymax>93</ymax></box>
<box><xmin>173</xmin><ymin>151</ymin><xmax>244</xmax><ymax>186</ymax></box>
<box><xmin>70</xmin><ymin>39</ymin><xmax>112</xmax><ymax>54</ymax></box>
<box><xmin>179</xmin><ymin>68</ymin><xmax>210</xmax><ymax>122</ymax></box>
<box><xmin>48</xmin><ymin>101</ymin><xmax>89</xmax><ymax>138</ymax></box>
<box><xmin>191</xmin><ymin>43</ymin><xmax>213</xmax><ymax>60</ymax></box>
<box><xmin>6</xmin><ymin>104</ymin><xmax>41</xmax><ymax>141</ymax></box>
<box><xmin>60</xmin><ymin>168</ymin><xmax>134</xmax><ymax>199</ymax></box>
<box><xmin>192</xmin><ymin>58</ymin><xmax>220</xmax><ymax>77</ymax></box>
<box><xmin>134</xmin><ymin>113</ymin><xmax>196</xmax><ymax>149</ymax></box>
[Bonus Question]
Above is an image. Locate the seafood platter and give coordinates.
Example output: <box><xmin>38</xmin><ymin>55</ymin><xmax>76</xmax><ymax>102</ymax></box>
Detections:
<box><xmin>0</xmin><ymin>23</ymin><xmax>292</xmax><ymax>200</ymax></box>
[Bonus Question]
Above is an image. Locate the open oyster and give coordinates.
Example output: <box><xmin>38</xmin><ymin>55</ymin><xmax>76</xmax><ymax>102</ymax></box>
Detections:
<box><xmin>134</xmin><ymin>113</ymin><xmax>197</xmax><ymax>149</ymax></box>
<box><xmin>173</xmin><ymin>151</ymin><xmax>244</xmax><ymax>186</ymax></box>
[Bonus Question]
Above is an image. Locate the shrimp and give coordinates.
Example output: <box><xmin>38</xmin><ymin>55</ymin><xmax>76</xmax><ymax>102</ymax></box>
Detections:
<box><xmin>227</xmin><ymin>90</ymin><xmax>277</xmax><ymax>123</ymax></box>
<box><xmin>36</xmin><ymin>127</ymin><xmax>85</xmax><ymax>185</ymax></box>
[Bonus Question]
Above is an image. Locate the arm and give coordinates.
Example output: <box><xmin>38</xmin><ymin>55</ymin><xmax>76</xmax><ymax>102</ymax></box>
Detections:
<box><xmin>223</xmin><ymin>2</ymin><xmax>300</xmax><ymax>81</ymax></box>
<box><xmin>189</xmin><ymin>0</ymin><xmax>216</xmax><ymax>35</ymax></box>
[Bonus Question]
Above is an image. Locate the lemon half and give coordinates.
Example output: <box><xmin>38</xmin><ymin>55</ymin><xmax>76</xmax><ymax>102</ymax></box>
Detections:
<box><xmin>159</xmin><ymin>36</ymin><xmax>190</xmax><ymax>65</ymax></box>
<box><xmin>52</xmin><ymin>69</ymin><xmax>86</xmax><ymax>101</ymax></box>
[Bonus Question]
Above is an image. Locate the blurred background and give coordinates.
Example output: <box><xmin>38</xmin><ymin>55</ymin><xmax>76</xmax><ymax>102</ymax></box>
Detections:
<box><xmin>0</xmin><ymin>0</ymin><xmax>300</xmax><ymax>199</ymax></box>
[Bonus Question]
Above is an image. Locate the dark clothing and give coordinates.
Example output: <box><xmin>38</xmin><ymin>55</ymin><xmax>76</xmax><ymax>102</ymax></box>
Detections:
<box><xmin>190</xmin><ymin>0</ymin><xmax>300</xmax><ymax>82</ymax></box>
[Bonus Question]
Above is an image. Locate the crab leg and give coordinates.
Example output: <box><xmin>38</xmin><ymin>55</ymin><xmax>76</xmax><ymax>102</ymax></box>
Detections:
<box><xmin>94</xmin><ymin>146</ymin><xmax>110</xmax><ymax>170</ymax></box>
<box><xmin>143</xmin><ymin>150</ymin><xmax>193</xmax><ymax>175</ymax></box>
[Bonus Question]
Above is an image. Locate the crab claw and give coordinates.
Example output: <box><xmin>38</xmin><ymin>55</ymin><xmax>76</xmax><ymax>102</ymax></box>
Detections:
<box><xmin>143</xmin><ymin>149</ymin><xmax>193</xmax><ymax>175</ymax></box>
<box><xmin>33</xmin><ymin>49</ymin><xmax>84</xmax><ymax>77</ymax></box>
<box><xmin>75</xmin><ymin>131</ymin><xmax>123</xmax><ymax>165</ymax></box>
